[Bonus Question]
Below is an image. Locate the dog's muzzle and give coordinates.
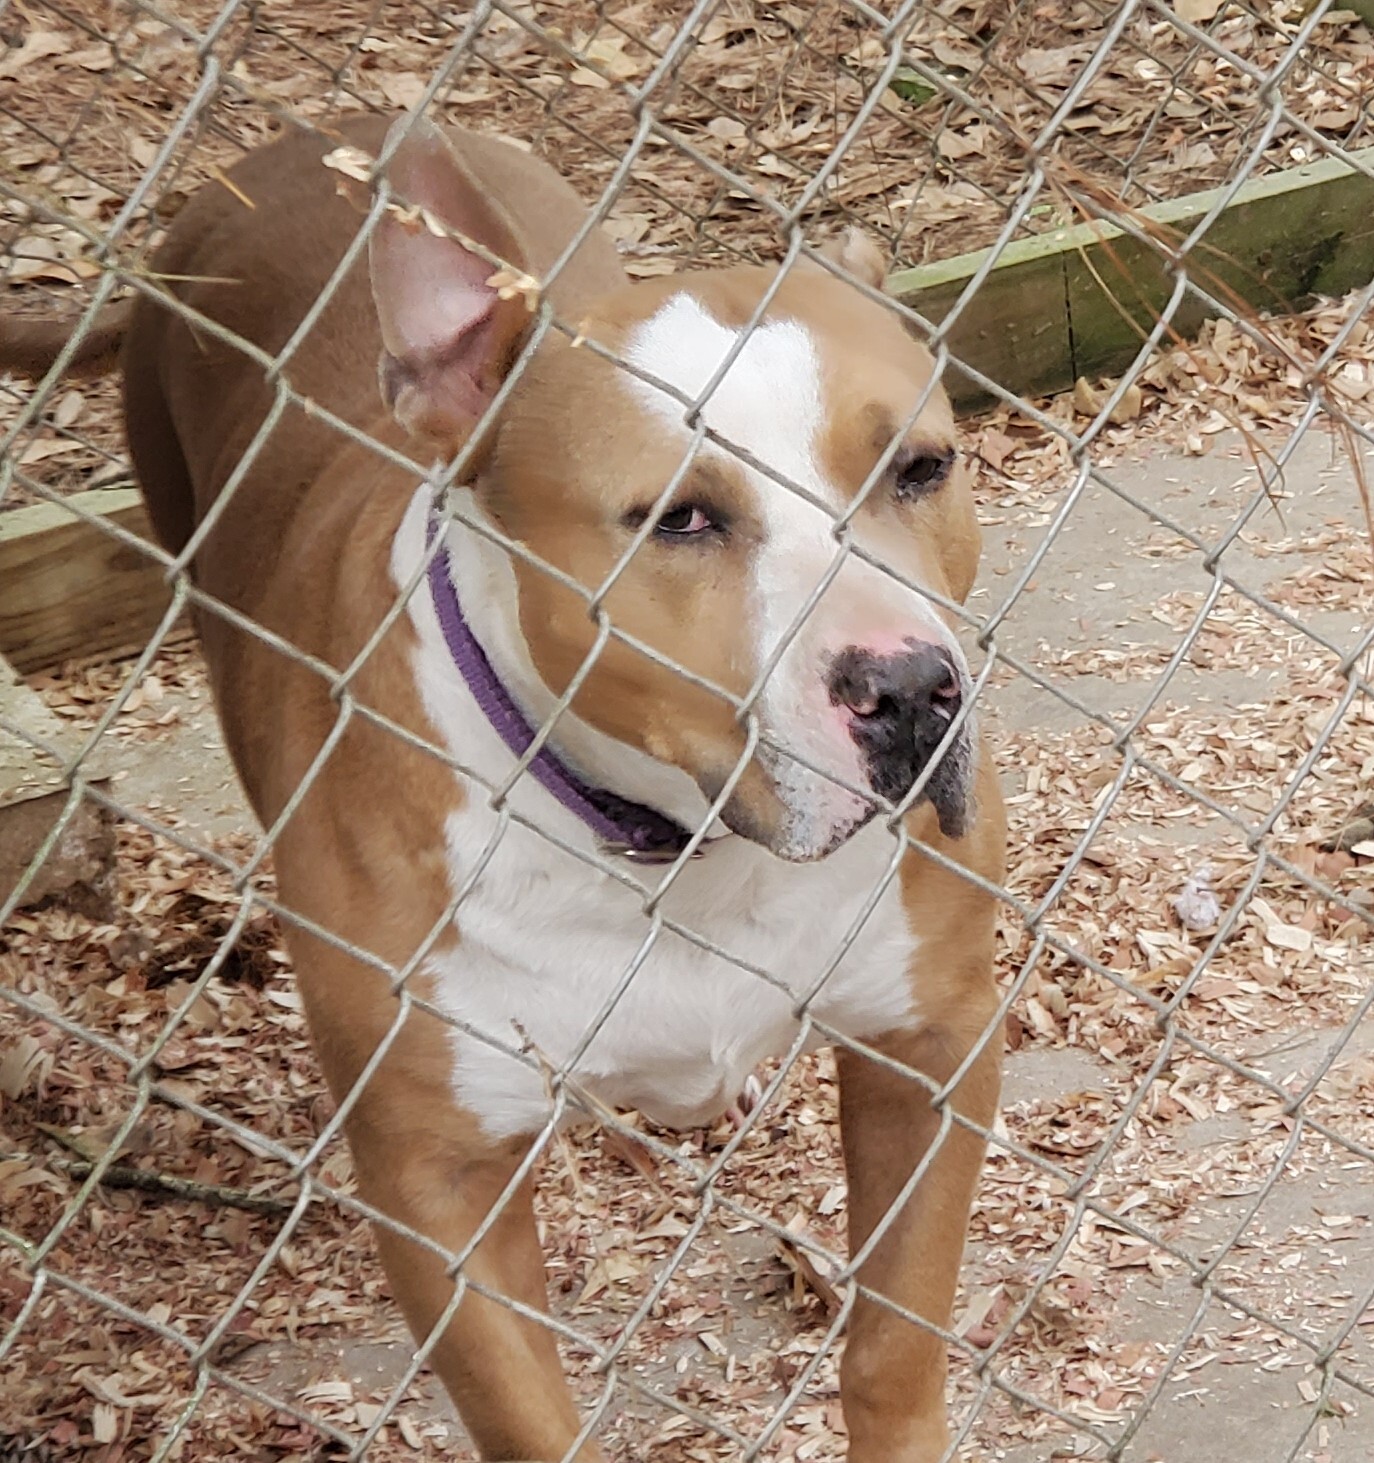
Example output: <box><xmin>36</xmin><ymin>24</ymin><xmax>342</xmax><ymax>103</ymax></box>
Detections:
<box><xmin>829</xmin><ymin>641</ymin><xmax>973</xmax><ymax>838</ymax></box>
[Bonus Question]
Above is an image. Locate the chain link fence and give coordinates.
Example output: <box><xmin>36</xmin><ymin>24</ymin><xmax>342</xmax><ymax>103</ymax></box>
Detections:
<box><xmin>2</xmin><ymin>0</ymin><xmax>1373</xmax><ymax>1459</ymax></box>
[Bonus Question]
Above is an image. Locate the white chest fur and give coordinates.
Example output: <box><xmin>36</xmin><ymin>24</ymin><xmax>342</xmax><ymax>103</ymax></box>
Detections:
<box><xmin>392</xmin><ymin>492</ymin><xmax>922</xmax><ymax>1140</ymax></box>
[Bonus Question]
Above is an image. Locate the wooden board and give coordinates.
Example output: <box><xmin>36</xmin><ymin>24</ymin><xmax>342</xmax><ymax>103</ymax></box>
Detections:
<box><xmin>900</xmin><ymin>242</ymin><xmax>1072</xmax><ymax>411</ymax></box>
<box><xmin>0</xmin><ymin>487</ymin><xmax>175</xmax><ymax>674</ymax></box>
<box><xmin>887</xmin><ymin>145</ymin><xmax>1374</xmax><ymax>409</ymax></box>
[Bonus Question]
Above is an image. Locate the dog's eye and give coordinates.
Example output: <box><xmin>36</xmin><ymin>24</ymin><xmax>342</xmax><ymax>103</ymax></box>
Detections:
<box><xmin>654</xmin><ymin>503</ymin><xmax>716</xmax><ymax>537</ymax></box>
<box><xmin>895</xmin><ymin>449</ymin><xmax>954</xmax><ymax>500</ymax></box>
<box><xmin>622</xmin><ymin>500</ymin><xmax>726</xmax><ymax>539</ymax></box>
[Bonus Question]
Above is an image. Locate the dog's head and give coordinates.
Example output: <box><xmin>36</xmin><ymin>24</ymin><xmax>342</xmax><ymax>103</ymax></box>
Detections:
<box><xmin>370</xmin><ymin>122</ymin><xmax>981</xmax><ymax>862</ymax></box>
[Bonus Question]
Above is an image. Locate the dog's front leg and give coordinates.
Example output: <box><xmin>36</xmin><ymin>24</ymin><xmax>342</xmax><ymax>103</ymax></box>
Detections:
<box><xmin>836</xmin><ymin>1012</ymin><xmax>1001</xmax><ymax>1463</ymax></box>
<box><xmin>357</xmin><ymin>1134</ymin><xmax>600</xmax><ymax>1462</ymax></box>
<box><xmin>314</xmin><ymin>1004</ymin><xmax>601</xmax><ymax>1462</ymax></box>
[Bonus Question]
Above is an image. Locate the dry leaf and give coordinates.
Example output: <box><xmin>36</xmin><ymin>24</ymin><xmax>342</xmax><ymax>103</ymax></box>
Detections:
<box><xmin>51</xmin><ymin>388</ymin><xmax>85</xmax><ymax>427</ymax></box>
<box><xmin>298</xmin><ymin>1380</ymin><xmax>353</xmax><ymax>1406</ymax></box>
<box><xmin>1017</xmin><ymin>46</ymin><xmax>1090</xmax><ymax>86</ymax></box>
<box><xmin>377</xmin><ymin>72</ymin><xmax>425</xmax><ymax>109</ymax></box>
<box><xmin>706</xmin><ymin>116</ymin><xmax>748</xmax><ymax>144</ymax></box>
<box><xmin>0</xmin><ymin>30</ymin><xmax>69</xmax><ymax>80</ymax></box>
<box><xmin>937</xmin><ymin>124</ymin><xmax>989</xmax><ymax>160</ymax></box>
<box><xmin>575</xmin><ymin>1252</ymin><xmax>640</xmax><ymax>1305</ymax></box>
<box><xmin>0</xmin><ymin>1035</ymin><xmax>50</xmax><ymax>1098</ymax></box>
<box><xmin>1252</xmin><ymin>898</ymin><xmax>1314</xmax><ymax>953</ymax></box>
<box><xmin>580</xmin><ymin>35</ymin><xmax>644</xmax><ymax>81</ymax></box>
<box><xmin>1173</xmin><ymin>0</ymin><xmax>1226</xmax><ymax>21</ymax></box>
<box><xmin>18</xmin><ymin>438</ymin><xmax>83</xmax><ymax>465</ymax></box>
<box><xmin>978</xmin><ymin>428</ymin><xmax>1018</xmax><ymax>471</ymax></box>
<box><xmin>62</xmin><ymin>43</ymin><xmax>114</xmax><ymax>71</ymax></box>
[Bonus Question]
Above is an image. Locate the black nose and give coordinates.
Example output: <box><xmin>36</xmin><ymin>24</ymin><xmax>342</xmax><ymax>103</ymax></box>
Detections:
<box><xmin>828</xmin><ymin>643</ymin><xmax>963</xmax><ymax>804</ymax></box>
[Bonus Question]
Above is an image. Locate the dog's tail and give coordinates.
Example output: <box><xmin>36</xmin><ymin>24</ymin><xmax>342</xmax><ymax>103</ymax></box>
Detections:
<box><xmin>0</xmin><ymin>304</ymin><xmax>129</xmax><ymax>380</ymax></box>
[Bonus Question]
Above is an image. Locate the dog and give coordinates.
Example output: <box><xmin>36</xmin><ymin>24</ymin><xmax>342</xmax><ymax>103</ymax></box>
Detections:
<box><xmin>4</xmin><ymin>112</ymin><xmax>1005</xmax><ymax>1461</ymax></box>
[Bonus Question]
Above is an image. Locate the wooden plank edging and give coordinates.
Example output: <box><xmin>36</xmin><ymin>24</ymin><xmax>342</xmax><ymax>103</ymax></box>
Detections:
<box><xmin>888</xmin><ymin>145</ymin><xmax>1374</xmax><ymax>409</ymax></box>
<box><xmin>0</xmin><ymin>486</ymin><xmax>174</xmax><ymax>674</ymax></box>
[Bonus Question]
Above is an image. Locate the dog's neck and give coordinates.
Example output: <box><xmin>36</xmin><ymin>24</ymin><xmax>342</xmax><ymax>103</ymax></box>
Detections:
<box><xmin>429</xmin><ymin>490</ymin><xmax>729</xmax><ymax>858</ymax></box>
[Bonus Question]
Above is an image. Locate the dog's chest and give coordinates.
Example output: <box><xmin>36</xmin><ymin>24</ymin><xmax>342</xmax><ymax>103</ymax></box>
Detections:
<box><xmin>426</xmin><ymin>811</ymin><xmax>920</xmax><ymax>1138</ymax></box>
<box><xmin>392</xmin><ymin>494</ymin><xmax>920</xmax><ymax>1139</ymax></box>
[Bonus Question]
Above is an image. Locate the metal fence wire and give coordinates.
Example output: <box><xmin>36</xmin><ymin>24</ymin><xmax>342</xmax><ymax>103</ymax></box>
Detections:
<box><xmin>2</xmin><ymin>0</ymin><xmax>1374</xmax><ymax>1459</ymax></box>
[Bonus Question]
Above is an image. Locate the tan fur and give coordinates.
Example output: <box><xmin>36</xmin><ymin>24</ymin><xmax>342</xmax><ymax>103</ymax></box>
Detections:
<box><xmin>1</xmin><ymin>114</ymin><xmax>1004</xmax><ymax>1461</ymax></box>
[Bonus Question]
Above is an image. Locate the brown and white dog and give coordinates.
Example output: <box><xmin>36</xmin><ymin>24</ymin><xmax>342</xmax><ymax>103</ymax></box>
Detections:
<box><xmin>4</xmin><ymin>114</ymin><xmax>1005</xmax><ymax>1460</ymax></box>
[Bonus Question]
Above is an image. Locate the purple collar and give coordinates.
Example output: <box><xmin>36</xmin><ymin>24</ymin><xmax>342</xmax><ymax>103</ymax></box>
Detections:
<box><xmin>426</xmin><ymin>512</ymin><xmax>698</xmax><ymax>863</ymax></box>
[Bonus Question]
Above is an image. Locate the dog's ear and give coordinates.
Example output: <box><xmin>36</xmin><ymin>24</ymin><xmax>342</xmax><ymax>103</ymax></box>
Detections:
<box><xmin>369</xmin><ymin>117</ymin><xmax>531</xmax><ymax>453</ymax></box>
<box><xmin>814</xmin><ymin>226</ymin><xmax>887</xmax><ymax>291</ymax></box>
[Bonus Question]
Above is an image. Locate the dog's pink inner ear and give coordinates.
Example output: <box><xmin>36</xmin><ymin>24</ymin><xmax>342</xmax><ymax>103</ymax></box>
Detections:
<box><xmin>368</xmin><ymin>118</ymin><xmax>529</xmax><ymax>453</ymax></box>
